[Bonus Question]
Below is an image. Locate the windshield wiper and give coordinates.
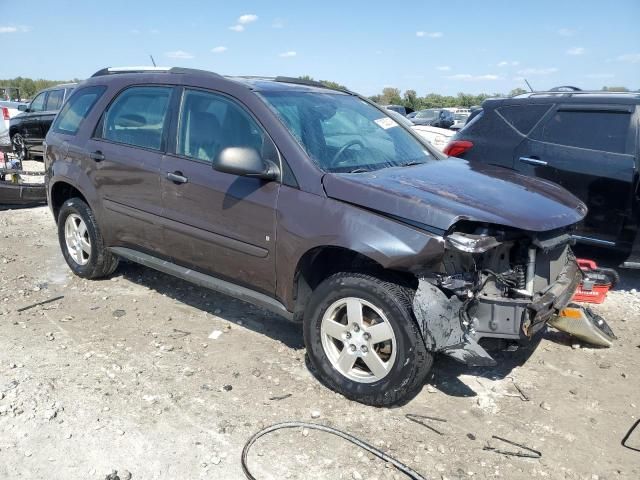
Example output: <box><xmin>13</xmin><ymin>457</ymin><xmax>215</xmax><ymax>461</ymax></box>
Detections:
<box><xmin>399</xmin><ymin>160</ymin><xmax>425</xmax><ymax>168</ymax></box>
<box><xmin>348</xmin><ymin>168</ymin><xmax>370</xmax><ymax>173</ymax></box>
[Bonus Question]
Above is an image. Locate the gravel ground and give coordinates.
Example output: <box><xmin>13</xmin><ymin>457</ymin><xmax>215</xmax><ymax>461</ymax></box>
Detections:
<box><xmin>0</xmin><ymin>206</ymin><xmax>639</xmax><ymax>480</ymax></box>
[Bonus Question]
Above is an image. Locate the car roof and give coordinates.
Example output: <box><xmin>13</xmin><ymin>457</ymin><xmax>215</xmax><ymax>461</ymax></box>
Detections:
<box><xmin>42</xmin><ymin>83</ymin><xmax>77</xmax><ymax>91</ymax></box>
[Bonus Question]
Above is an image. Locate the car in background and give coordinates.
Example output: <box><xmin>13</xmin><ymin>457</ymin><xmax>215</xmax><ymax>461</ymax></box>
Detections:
<box><xmin>445</xmin><ymin>89</ymin><xmax>640</xmax><ymax>267</ymax></box>
<box><xmin>1</xmin><ymin>100</ymin><xmax>28</xmax><ymax>153</ymax></box>
<box><xmin>411</xmin><ymin>125</ymin><xmax>455</xmax><ymax>151</ymax></box>
<box><xmin>9</xmin><ymin>83</ymin><xmax>76</xmax><ymax>161</ymax></box>
<box><xmin>383</xmin><ymin>104</ymin><xmax>414</xmax><ymax>116</ymax></box>
<box><xmin>450</xmin><ymin>112</ymin><xmax>470</xmax><ymax>130</ymax></box>
<box><xmin>411</xmin><ymin>108</ymin><xmax>454</xmax><ymax>128</ymax></box>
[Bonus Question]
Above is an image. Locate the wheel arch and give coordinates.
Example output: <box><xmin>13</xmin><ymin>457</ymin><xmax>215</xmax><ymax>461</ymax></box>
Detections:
<box><xmin>290</xmin><ymin>245</ymin><xmax>417</xmax><ymax>322</ymax></box>
<box><xmin>50</xmin><ymin>180</ymin><xmax>90</xmax><ymax>222</ymax></box>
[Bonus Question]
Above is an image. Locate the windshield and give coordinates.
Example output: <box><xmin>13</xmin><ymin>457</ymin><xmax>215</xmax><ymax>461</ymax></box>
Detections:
<box><xmin>259</xmin><ymin>91</ymin><xmax>435</xmax><ymax>173</ymax></box>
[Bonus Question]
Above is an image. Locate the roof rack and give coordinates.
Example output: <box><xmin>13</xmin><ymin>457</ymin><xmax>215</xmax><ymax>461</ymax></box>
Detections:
<box><xmin>273</xmin><ymin>76</ymin><xmax>353</xmax><ymax>94</ymax></box>
<box><xmin>91</xmin><ymin>66</ymin><xmax>224</xmax><ymax>79</ymax></box>
<box><xmin>514</xmin><ymin>89</ymin><xmax>639</xmax><ymax>99</ymax></box>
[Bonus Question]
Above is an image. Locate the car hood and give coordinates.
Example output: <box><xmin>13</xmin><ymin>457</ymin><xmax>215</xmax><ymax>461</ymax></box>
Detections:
<box><xmin>322</xmin><ymin>158</ymin><xmax>586</xmax><ymax>233</ymax></box>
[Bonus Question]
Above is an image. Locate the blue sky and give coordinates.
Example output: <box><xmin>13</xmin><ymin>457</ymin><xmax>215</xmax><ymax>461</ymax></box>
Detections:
<box><xmin>1</xmin><ymin>0</ymin><xmax>639</xmax><ymax>96</ymax></box>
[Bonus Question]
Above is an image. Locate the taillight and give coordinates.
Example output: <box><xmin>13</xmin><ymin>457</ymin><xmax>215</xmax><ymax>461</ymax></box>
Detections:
<box><xmin>1</xmin><ymin>107</ymin><xmax>9</xmax><ymax>121</ymax></box>
<box><xmin>443</xmin><ymin>140</ymin><xmax>473</xmax><ymax>157</ymax></box>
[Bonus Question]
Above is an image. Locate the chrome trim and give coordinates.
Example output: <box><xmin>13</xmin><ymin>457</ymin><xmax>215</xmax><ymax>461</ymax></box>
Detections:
<box><xmin>519</xmin><ymin>157</ymin><xmax>548</xmax><ymax>166</ymax></box>
<box><xmin>571</xmin><ymin>235</ymin><xmax>616</xmax><ymax>247</ymax></box>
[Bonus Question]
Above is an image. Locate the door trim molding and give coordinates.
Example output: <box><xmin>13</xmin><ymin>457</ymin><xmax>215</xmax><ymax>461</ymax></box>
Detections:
<box><xmin>109</xmin><ymin>247</ymin><xmax>292</xmax><ymax>319</ymax></box>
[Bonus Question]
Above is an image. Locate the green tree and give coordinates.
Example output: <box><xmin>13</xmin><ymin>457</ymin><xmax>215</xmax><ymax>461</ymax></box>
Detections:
<box><xmin>509</xmin><ymin>87</ymin><xmax>528</xmax><ymax>96</ymax></box>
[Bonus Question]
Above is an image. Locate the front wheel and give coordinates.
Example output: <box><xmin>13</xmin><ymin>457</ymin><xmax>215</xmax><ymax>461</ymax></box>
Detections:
<box><xmin>303</xmin><ymin>272</ymin><xmax>432</xmax><ymax>407</ymax></box>
<box><xmin>11</xmin><ymin>133</ymin><xmax>28</xmax><ymax>162</ymax></box>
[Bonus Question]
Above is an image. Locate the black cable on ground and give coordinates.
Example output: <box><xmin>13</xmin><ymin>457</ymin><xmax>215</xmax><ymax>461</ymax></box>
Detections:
<box><xmin>241</xmin><ymin>421</ymin><xmax>428</xmax><ymax>480</ymax></box>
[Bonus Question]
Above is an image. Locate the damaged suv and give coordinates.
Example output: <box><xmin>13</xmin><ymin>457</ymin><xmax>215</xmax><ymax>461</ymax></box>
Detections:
<box><xmin>45</xmin><ymin>67</ymin><xmax>585</xmax><ymax>406</ymax></box>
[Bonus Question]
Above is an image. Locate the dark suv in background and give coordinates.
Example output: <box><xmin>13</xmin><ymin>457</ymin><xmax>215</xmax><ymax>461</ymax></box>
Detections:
<box><xmin>411</xmin><ymin>108</ymin><xmax>455</xmax><ymax>128</ymax></box>
<box><xmin>45</xmin><ymin>67</ymin><xmax>586</xmax><ymax>406</ymax></box>
<box><xmin>10</xmin><ymin>83</ymin><xmax>76</xmax><ymax>161</ymax></box>
<box><xmin>446</xmin><ymin>90</ymin><xmax>640</xmax><ymax>267</ymax></box>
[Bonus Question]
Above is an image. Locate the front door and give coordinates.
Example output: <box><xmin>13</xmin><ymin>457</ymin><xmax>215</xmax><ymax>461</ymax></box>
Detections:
<box><xmin>88</xmin><ymin>85</ymin><xmax>174</xmax><ymax>256</ymax></box>
<box><xmin>160</xmin><ymin>88</ymin><xmax>280</xmax><ymax>294</ymax></box>
<box><xmin>515</xmin><ymin>105</ymin><xmax>637</xmax><ymax>243</ymax></box>
<box><xmin>22</xmin><ymin>91</ymin><xmax>47</xmax><ymax>147</ymax></box>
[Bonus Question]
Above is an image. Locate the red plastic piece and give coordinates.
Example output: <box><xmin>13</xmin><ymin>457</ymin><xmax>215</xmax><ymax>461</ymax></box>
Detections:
<box><xmin>572</xmin><ymin>258</ymin><xmax>612</xmax><ymax>304</ymax></box>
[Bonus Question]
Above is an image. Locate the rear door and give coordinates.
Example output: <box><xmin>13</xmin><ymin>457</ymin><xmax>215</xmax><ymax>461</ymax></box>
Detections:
<box><xmin>160</xmin><ymin>87</ymin><xmax>280</xmax><ymax>294</ymax></box>
<box><xmin>514</xmin><ymin>104</ymin><xmax>636</xmax><ymax>243</ymax></box>
<box><xmin>87</xmin><ymin>85</ymin><xmax>174</xmax><ymax>256</ymax></box>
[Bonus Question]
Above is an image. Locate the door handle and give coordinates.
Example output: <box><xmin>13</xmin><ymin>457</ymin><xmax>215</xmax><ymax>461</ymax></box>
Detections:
<box><xmin>167</xmin><ymin>171</ymin><xmax>188</xmax><ymax>184</ymax></box>
<box><xmin>89</xmin><ymin>150</ymin><xmax>105</xmax><ymax>162</ymax></box>
<box><xmin>519</xmin><ymin>156</ymin><xmax>548</xmax><ymax>166</ymax></box>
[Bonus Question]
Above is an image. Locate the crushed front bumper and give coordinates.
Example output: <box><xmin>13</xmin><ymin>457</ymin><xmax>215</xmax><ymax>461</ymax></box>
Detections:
<box><xmin>412</xmin><ymin>256</ymin><xmax>583</xmax><ymax>366</ymax></box>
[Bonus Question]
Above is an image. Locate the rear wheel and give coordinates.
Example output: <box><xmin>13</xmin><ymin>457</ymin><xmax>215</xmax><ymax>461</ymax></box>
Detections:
<box><xmin>57</xmin><ymin>198</ymin><xmax>119</xmax><ymax>279</ymax></box>
<box><xmin>304</xmin><ymin>272</ymin><xmax>432</xmax><ymax>407</ymax></box>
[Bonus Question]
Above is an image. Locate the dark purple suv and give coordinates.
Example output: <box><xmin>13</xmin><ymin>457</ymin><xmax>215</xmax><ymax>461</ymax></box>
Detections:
<box><xmin>45</xmin><ymin>67</ymin><xmax>586</xmax><ymax>406</ymax></box>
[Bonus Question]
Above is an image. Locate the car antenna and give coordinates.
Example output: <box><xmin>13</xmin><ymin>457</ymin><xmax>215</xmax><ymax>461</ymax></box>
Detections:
<box><xmin>524</xmin><ymin>78</ymin><xmax>534</xmax><ymax>92</ymax></box>
<box><xmin>149</xmin><ymin>54</ymin><xmax>157</xmax><ymax>67</ymax></box>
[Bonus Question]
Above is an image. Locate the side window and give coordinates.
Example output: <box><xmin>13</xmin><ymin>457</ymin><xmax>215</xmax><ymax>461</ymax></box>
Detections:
<box><xmin>101</xmin><ymin>86</ymin><xmax>172</xmax><ymax>150</ymax></box>
<box><xmin>52</xmin><ymin>86</ymin><xmax>106</xmax><ymax>135</ymax></box>
<box><xmin>497</xmin><ymin>104</ymin><xmax>551</xmax><ymax>135</ymax></box>
<box><xmin>45</xmin><ymin>89</ymin><xmax>65</xmax><ymax>111</ymax></box>
<box><xmin>30</xmin><ymin>92</ymin><xmax>46</xmax><ymax>112</ymax></box>
<box><xmin>177</xmin><ymin>89</ymin><xmax>273</xmax><ymax>163</ymax></box>
<box><xmin>535</xmin><ymin>110</ymin><xmax>631</xmax><ymax>154</ymax></box>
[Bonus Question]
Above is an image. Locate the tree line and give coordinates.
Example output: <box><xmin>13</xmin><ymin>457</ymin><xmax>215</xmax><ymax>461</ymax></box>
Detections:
<box><xmin>0</xmin><ymin>77</ymin><xmax>78</xmax><ymax>100</ymax></box>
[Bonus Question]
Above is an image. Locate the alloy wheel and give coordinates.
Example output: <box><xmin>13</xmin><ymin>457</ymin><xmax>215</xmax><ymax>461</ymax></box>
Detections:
<box><xmin>64</xmin><ymin>213</ymin><xmax>91</xmax><ymax>266</ymax></box>
<box><xmin>320</xmin><ymin>297</ymin><xmax>397</xmax><ymax>383</ymax></box>
<box><xmin>11</xmin><ymin>134</ymin><xmax>26</xmax><ymax>162</ymax></box>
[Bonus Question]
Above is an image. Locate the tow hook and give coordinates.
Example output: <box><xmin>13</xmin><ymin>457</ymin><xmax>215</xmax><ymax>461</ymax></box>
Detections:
<box><xmin>548</xmin><ymin>303</ymin><xmax>617</xmax><ymax>347</ymax></box>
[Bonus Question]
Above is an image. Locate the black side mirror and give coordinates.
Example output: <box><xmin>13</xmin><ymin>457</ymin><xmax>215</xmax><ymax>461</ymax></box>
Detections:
<box><xmin>18</xmin><ymin>104</ymin><xmax>28</xmax><ymax>112</ymax></box>
<box><xmin>213</xmin><ymin>147</ymin><xmax>280</xmax><ymax>181</ymax></box>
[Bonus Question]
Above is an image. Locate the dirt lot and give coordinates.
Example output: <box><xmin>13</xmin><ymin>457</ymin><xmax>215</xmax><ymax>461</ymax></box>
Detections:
<box><xmin>1</xmin><ymin>206</ymin><xmax>639</xmax><ymax>480</ymax></box>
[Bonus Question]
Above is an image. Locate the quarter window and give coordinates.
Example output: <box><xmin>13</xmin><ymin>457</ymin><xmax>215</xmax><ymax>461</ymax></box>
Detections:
<box><xmin>101</xmin><ymin>86</ymin><xmax>172</xmax><ymax>150</ymax></box>
<box><xmin>29</xmin><ymin>92</ymin><xmax>46</xmax><ymax>112</ymax></box>
<box><xmin>177</xmin><ymin>89</ymin><xmax>272</xmax><ymax>163</ymax></box>
<box><xmin>45</xmin><ymin>89</ymin><xmax>65</xmax><ymax>111</ymax></box>
<box><xmin>52</xmin><ymin>86</ymin><xmax>106</xmax><ymax>135</ymax></box>
<box><xmin>536</xmin><ymin>110</ymin><xmax>631</xmax><ymax>154</ymax></box>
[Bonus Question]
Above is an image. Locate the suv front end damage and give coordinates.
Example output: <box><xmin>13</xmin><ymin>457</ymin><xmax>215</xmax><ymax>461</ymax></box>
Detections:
<box><xmin>412</xmin><ymin>224</ymin><xmax>583</xmax><ymax>365</ymax></box>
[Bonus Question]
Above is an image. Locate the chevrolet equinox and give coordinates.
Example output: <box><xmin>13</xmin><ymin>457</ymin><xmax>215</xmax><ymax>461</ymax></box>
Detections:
<box><xmin>45</xmin><ymin>67</ymin><xmax>586</xmax><ymax>406</ymax></box>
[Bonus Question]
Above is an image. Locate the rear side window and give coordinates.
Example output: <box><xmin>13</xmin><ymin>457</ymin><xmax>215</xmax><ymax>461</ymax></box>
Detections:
<box><xmin>497</xmin><ymin>104</ymin><xmax>551</xmax><ymax>135</ymax></box>
<box><xmin>535</xmin><ymin>110</ymin><xmax>631</xmax><ymax>153</ymax></box>
<box><xmin>52</xmin><ymin>86</ymin><xmax>106</xmax><ymax>135</ymax></box>
<box><xmin>101</xmin><ymin>86</ymin><xmax>172</xmax><ymax>151</ymax></box>
<box><xmin>45</xmin><ymin>89</ymin><xmax>65</xmax><ymax>111</ymax></box>
<box><xmin>177</xmin><ymin>89</ymin><xmax>272</xmax><ymax>163</ymax></box>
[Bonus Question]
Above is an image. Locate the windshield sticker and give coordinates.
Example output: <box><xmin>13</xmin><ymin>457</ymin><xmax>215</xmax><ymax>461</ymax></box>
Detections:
<box><xmin>374</xmin><ymin>117</ymin><xmax>398</xmax><ymax>130</ymax></box>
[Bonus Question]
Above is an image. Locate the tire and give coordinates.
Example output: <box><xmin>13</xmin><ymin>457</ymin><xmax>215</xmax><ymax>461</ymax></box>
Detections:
<box><xmin>11</xmin><ymin>133</ymin><xmax>28</xmax><ymax>162</ymax></box>
<box><xmin>57</xmin><ymin>197</ymin><xmax>119</xmax><ymax>279</ymax></box>
<box><xmin>303</xmin><ymin>272</ymin><xmax>432</xmax><ymax>407</ymax></box>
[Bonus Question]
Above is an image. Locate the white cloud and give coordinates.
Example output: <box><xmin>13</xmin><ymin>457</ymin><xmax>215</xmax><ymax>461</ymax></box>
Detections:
<box><xmin>229</xmin><ymin>24</ymin><xmax>245</xmax><ymax>32</ymax></box>
<box><xmin>586</xmin><ymin>73</ymin><xmax>615</xmax><ymax>79</ymax></box>
<box><xmin>416</xmin><ymin>31</ymin><xmax>443</xmax><ymax>38</ymax></box>
<box><xmin>211</xmin><ymin>46</ymin><xmax>227</xmax><ymax>53</ymax></box>
<box><xmin>497</xmin><ymin>60</ymin><xmax>519</xmax><ymax>67</ymax></box>
<box><xmin>566</xmin><ymin>47</ymin><xmax>585</xmax><ymax>55</ymax></box>
<box><xmin>238</xmin><ymin>14</ymin><xmax>258</xmax><ymax>24</ymax></box>
<box><xmin>517</xmin><ymin>67</ymin><xmax>558</xmax><ymax>75</ymax></box>
<box><xmin>0</xmin><ymin>25</ymin><xmax>30</xmax><ymax>33</ymax></box>
<box><xmin>446</xmin><ymin>73</ymin><xmax>500</xmax><ymax>81</ymax></box>
<box><xmin>436</xmin><ymin>66</ymin><xmax>451</xmax><ymax>71</ymax></box>
<box><xmin>558</xmin><ymin>28</ymin><xmax>575</xmax><ymax>36</ymax></box>
<box><xmin>166</xmin><ymin>50</ymin><xmax>194</xmax><ymax>59</ymax></box>
<box><xmin>615</xmin><ymin>53</ymin><xmax>640</xmax><ymax>63</ymax></box>
<box><xmin>279</xmin><ymin>51</ymin><xmax>297</xmax><ymax>58</ymax></box>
